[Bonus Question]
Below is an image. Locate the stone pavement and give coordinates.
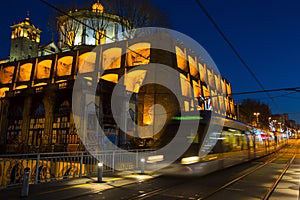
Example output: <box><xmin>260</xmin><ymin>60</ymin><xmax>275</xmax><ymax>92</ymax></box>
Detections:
<box><xmin>0</xmin><ymin>171</ymin><xmax>159</xmax><ymax>200</ymax></box>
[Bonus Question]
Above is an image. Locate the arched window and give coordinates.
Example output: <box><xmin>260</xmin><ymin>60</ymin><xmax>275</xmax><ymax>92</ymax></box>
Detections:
<box><xmin>78</xmin><ymin>52</ymin><xmax>96</xmax><ymax>73</ymax></box>
<box><xmin>56</xmin><ymin>56</ymin><xmax>73</xmax><ymax>76</ymax></box>
<box><xmin>0</xmin><ymin>66</ymin><xmax>15</xmax><ymax>84</ymax></box>
<box><xmin>176</xmin><ymin>46</ymin><xmax>187</xmax><ymax>71</ymax></box>
<box><xmin>18</xmin><ymin>63</ymin><xmax>32</xmax><ymax>82</ymax></box>
<box><xmin>102</xmin><ymin>48</ymin><xmax>122</xmax><ymax>70</ymax></box>
<box><xmin>126</xmin><ymin>43</ymin><xmax>150</xmax><ymax>66</ymax></box>
<box><xmin>188</xmin><ymin>56</ymin><xmax>198</xmax><ymax>77</ymax></box>
<box><xmin>36</xmin><ymin>60</ymin><xmax>52</xmax><ymax>79</ymax></box>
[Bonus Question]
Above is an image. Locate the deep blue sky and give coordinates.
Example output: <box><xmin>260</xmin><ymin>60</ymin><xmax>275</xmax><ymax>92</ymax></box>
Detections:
<box><xmin>1</xmin><ymin>0</ymin><xmax>300</xmax><ymax>123</ymax></box>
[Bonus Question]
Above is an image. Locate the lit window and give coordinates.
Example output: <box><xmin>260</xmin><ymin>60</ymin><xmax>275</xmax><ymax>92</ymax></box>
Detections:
<box><xmin>0</xmin><ymin>66</ymin><xmax>14</xmax><ymax>84</ymax></box>
<box><xmin>102</xmin><ymin>48</ymin><xmax>122</xmax><ymax>70</ymax></box>
<box><xmin>126</xmin><ymin>43</ymin><xmax>150</xmax><ymax>66</ymax></box>
<box><xmin>176</xmin><ymin>46</ymin><xmax>187</xmax><ymax>71</ymax></box>
<box><xmin>188</xmin><ymin>56</ymin><xmax>198</xmax><ymax>77</ymax></box>
<box><xmin>36</xmin><ymin>60</ymin><xmax>52</xmax><ymax>79</ymax></box>
<box><xmin>95</xmin><ymin>30</ymin><xmax>106</xmax><ymax>45</ymax></box>
<box><xmin>56</xmin><ymin>56</ymin><xmax>73</xmax><ymax>76</ymax></box>
<box><xmin>78</xmin><ymin>52</ymin><xmax>96</xmax><ymax>73</ymax></box>
<box><xmin>18</xmin><ymin>63</ymin><xmax>32</xmax><ymax>82</ymax></box>
<box><xmin>67</xmin><ymin>31</ymin><xmax>75</xmax><ymax>46</ymax></box>
<box><xmin>180</xmin><ymin>73</ymin><xmax>192</xmax><ymax>97</ymax></box>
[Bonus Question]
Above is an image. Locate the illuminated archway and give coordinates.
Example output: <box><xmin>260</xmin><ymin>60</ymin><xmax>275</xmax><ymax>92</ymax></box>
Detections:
<box><xmin>78</xmin><ymin>52</ymin><xmax>96</xmax><ymax>73</ymax></box>
<box><xmin>126</xmin><ymin>43</ymin><xmax>150</xmax><ymax>66</ymax></box>
<box><xmin>176</xmin><ymin>46</ymin><xmax>187</xmax><ymax>71</ymax></box>
<box><xmin>102</xmin><ymin>48</ymin><xmax>122</xmax><ymax>70</ymax></box>
<box><xmin>18</xmin><ymin>63</ymin><xmax>32</xmax><ymax>82</ymax></box>
<box><xmin>36</xmin><ymin>60</ymin><xmax>52</xmax><ymax>79</ymax></box>
<box><xmin>56</xmin><ymin>56</ymin><xmax>73</xmax><ymax>76</ymax></box>
<box><xmin>0</xmin><ymin>66</ymin><xmax>15</xmax><ymax>84</ymax></box>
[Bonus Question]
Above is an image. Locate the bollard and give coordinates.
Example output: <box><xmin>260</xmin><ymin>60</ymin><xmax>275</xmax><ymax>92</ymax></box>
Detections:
<box><xmin>21</xmin><ymin>167</ymin><xmax>30</xmax><ymax>197</ymax></box>
<box><xmin>140</xmin><ymin>158</ymin><xmax>145</xmax><ymax>174</ymax></box>
<box><xmin>97</xmin><ymin>162</ymin><xmax>103</xmax><ymax>183</ymax></box>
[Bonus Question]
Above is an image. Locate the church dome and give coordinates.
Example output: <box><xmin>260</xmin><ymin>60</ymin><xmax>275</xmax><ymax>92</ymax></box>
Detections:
<box><xmin>92</xmin><ymin>1</ymin><xmax>104</xmax><ymax>13</ymax></box>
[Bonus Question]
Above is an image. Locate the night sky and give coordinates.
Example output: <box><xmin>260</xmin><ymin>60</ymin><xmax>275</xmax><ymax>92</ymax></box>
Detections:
<box><xmin>1</xmin><ymin>0</ymin><xmax>300</xmax><ymax>123</ymax></box>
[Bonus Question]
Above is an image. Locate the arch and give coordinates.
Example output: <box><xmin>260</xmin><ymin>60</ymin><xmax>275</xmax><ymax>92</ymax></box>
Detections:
<box><xmin>0</xmin><ymin>66</ymin><xmax>15</xmax><ymax>84</ymax></box>
<box><xmin>102</xmin><ymin>48</ymin><xmax>122</xmax><ymax>70</ymax></box>
<box><xmin>36</xmin><ymin>59</ymin><xmax>52</xmax><ymax>79</ymax></box>
<box><xmin>188</xmin><ymin>55</ymin><xmax>198</xmax><ymax>77</ymax></box>
<box><xmin>18</xmin><ymin>63</ymin><xmax>32</xmax><ymax>82</ymax></box>
<box><xmin>192</xmin><ymin>80</ymin><xmax>201</xmax><ymax>98</ymax></box>
<box><xmin>78</xmin><ymin>52</ymin><xmax>96</xmax><ymax>73</ymax></box>
<box><xmin>199</xmin><ymin>63</ymin><xmax>207</xmax><ymax>83</ymax></box>
<box><xmin>32</xmin><ymin>102</ymin><xmax>45</xmax><ymax>116</ymax></box>
<box><xmin>126</xmin><ymin>43</ymin><xmax>150</xmax><ymax>66</ymax></box>
<box><xmin>124</xmin><ymin>70</ymin><xmax>146</xmax><ymax>92</ymax></box>
<box><xmin>180</xmin><ymin>73</ymin><xmax>192</xmax><ymax>97</ymax></box>
<box><xmin>176</xmin><ymin>46</ymin><xmax>187</xmax><ymax>71</ymax></box>
<box><xmin>56</xmin><ymin>56</ymin><xmax>73</xmax><ymax>76</ymax></box>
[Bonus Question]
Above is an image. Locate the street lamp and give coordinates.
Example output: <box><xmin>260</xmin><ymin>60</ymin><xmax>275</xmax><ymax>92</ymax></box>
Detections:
<box><xmin>253</xmin><ymin>112</ymin><xmax>260</xmax><ymax>126</ymax></box>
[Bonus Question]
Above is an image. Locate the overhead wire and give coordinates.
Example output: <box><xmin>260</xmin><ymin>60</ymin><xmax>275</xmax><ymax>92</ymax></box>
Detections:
<box><xmin>194</xmin><ymin>0</ymin><xmax>281</xmax><ymax>113</ymax></box>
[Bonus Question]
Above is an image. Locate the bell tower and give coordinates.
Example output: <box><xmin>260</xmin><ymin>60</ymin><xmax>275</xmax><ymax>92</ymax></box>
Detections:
<box><xmin>9</xmin><ymin>14</ymin><xmax>41</xmax><ymax>61</ymax></box>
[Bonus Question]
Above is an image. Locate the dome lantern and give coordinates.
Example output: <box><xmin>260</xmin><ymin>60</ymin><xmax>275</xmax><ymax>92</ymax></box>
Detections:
<box><xmin>92</xmin><ymin>1</ymin><xmax>104</xmax><ymax>13</ymax></box>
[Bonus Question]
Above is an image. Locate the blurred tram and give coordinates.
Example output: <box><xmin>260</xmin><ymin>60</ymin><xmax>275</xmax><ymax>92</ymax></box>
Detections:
<box><xmin>157</xmin><ymin>110</ymin><xmax>288</xmax><ymax>176</ymax></box>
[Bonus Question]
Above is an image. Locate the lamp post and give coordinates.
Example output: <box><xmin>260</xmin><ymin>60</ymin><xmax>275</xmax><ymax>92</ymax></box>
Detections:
<box><xmin>253</xmin><ymin>112</ymin><xmax>260</xmax><ymax>127</ymax></box>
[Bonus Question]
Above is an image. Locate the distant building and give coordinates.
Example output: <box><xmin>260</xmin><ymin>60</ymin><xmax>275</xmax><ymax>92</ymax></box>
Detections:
<box><xmin>56</xmin><ymin>1</ymin><xmax>131</xmax><ymax>51</ymax></box>
<box><xmin>9</xmin><ymin>17</ymin><xmax>41</xmax><ymax>61</ymax></box>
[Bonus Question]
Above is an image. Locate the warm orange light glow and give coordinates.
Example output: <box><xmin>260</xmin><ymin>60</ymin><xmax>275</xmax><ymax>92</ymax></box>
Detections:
<box><xmin>36</xmin><ymin>60</ymin><xmax>52</xmax><ymax>79</ymax></box>
<box><xmin>67</xmin><ymin>31</ymin><xmax>75</xmax><ymax>46</ymax></box>
<box><xmin>0</xmin><ymin>87</ymin><xmax>9</xmax><ymax>98</ymax></box>
<box><xmin>176</xmin><ymin>46</ymin><xmax>187</xmax><ymax>71</ymax></box>
<box><xmin>100</xmin><ymin>74</ymin><xmax>118</xmax><ymax>83</ymax></box>
<box><xmin>127</xmin><ymin>43</ymin><xmax>150</xmax><ymax>66</ymax></box>
<box><xmin>124</xmin><ymin>70</ymin><xmax>146</xmax><ymax>92</ymax></box>
<box><xmin>102</xmin><ymin>48</ymin><xmax>122</xmax><ymax>70</ymax></box>
<box><xmin>18</xmin><ymin>63</ymin><xmax>32</xmax><ymax>82</ymax></box>
<box><xmin>180</xmin><ymin>73</ymin><xmax>191</xmax><ymax>97</ymax></box>
<box><xmin>92</xmin><ymin>2</ymin><xmax>104</xmax><ymax>13</ymax></box>
<box><xmin>199</xmin><ymin>63</ymin><xmax>207</xmax><ymax>83</ymax></box>
<box><xmin>33</xmin><ymin>82</ymin><xmax>47</xmax><ymax>87</ymax></box>
<box><xmin>78</xmin><ymin>52</ymin><xmax>96</xmax><ymax>73</ymax></box>
<box><xmin>57</xmin><ymin>56</ymin><xmax>73</xmax><ymax>76</ymax></box>
<box><xmin>16</xmin><ymin>85</ymin><xmax>28</xmax><ymax>90</ymax></box>
<box><xmin>95</xmin><ymin>30</ymin><xmax>106</xmax><ymax>45</ymax></box>
<box><xmin>188</xmin><ymin>55</ymin><xmax>198</xmax><ymax>77</ymax></box>
<box><xmin>0</xmin><ymin>66</ymin><xmax>14</xmax><ymax>84</ymax></box>
<box><xmin>181</xmin><ymin>156</ymin><xmax>200</xmax><ymax>164</ymax></box>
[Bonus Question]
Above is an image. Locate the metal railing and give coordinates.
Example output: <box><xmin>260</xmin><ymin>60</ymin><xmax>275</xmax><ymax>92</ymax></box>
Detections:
<box><xmin>0</xmin><ymin>149</ymin><xmax>150</xmax><ymax>189</ymax></box>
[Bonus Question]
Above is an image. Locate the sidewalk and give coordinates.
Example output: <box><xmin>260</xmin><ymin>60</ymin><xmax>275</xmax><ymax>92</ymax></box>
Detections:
<box><xmin>0</xmin><ymin>171</ymin><xmax>159</xmax><ymax>200</ymax></box>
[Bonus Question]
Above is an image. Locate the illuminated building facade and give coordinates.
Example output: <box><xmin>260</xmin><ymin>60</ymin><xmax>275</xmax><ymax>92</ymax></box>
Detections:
<box><xmin>9</xmin><ymin>17</ymin><xmax>41</xmax><ymax>61</ymax></box>
<box><xmin>57</xmin><ymin>1</ymin><xmax>132</xmax><ymax>50</ymax></box>
<box><xmin>0</xmin><ymin>2</ymin><xmax>236</xmax><ymax>154</ymax></box>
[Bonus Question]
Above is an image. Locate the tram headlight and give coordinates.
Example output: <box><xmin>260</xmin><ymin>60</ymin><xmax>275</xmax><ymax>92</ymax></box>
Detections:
<box><xmin>181</xmin><ymin>156</ymin><xmax>200</xmax><ymax>165</ymax></box>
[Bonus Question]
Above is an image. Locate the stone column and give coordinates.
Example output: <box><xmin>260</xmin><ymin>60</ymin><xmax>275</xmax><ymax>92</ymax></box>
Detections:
<box><xmin>42</xmin><ymin>85</ymin><xmax>57</xmax><ymax>152</ymax></box>
<box><xmin>21</xmin><ymin>89</ymin><xmax>34</xmax><ymax>153</ymax></box>
<box><xmin>0</xmin><ymin>97</ymin><xmax>10</xmax><ymax>152</ymax></box>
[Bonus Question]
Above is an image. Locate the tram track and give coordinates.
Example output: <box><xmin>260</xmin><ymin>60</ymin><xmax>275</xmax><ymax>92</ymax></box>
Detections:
<box><xmin>198</xmin><ymin>144</ymin><xmax>297</xmax><ymax>200</ymax></box>
<box><xmin>62</xmin><ymin>142</ymin><xmax>298</xmax><ymax>200</ymax></box>
<box><xmin>126</xmin><ymin>143</ymin><xmax>296</xmax><ymax>200</ymax></box>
